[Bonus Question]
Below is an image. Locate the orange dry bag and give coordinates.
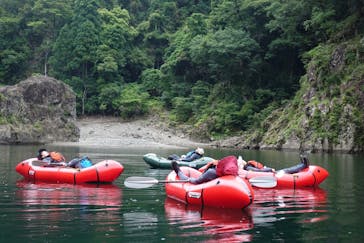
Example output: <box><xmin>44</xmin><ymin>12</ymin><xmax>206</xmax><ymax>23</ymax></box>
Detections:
<box><xmin>50</xmin><ymin>151</ymin><xmax>66</xmax><ymax>162</ymax></box>
<box><xmin>247</xmin><ymin>160</ymin><xmax>264</xmax><ymax>169</ymax></box>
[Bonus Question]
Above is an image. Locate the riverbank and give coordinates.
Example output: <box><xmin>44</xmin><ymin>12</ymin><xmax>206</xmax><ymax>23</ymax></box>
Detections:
<box><xmin>53</xmin><ymin>116</ymin><xmax>210</xmax><ymax>148</ymax></box>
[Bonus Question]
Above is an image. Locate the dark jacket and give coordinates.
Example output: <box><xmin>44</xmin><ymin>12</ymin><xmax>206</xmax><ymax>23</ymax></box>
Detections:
<box><xmin>181</xmin><ymin>151</ymin><xmax>202</xmax><ymax>162</ymax></box>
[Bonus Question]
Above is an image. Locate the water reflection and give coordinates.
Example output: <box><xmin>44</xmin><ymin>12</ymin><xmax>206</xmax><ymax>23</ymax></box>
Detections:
<box><xmin>15</xmin><ymin>181</ymin><xmax>123</xmax><ymax>238</ymax></box>
<box><xmin>123</xmin><ymin>212</ymin><xmax>159</xmax><ymax>235</ymax></box>
<box><xmin>16</xmin><ymin>180</ymin><xmax>122</xmax><ymax>208</ymax></box>
<box><xmin>163</xmin><ymin>188</ymin><xmax>328</xmax><ymax>242</ymax></box>
<box><xmin>251</xmin><ymin>188</ymin><xmax>328</xmax><ymax>225</ymax></box>
<box><xmin>164</xmin><ymin>198</ymin><xmax>253</xmax><ymax>242</ymax></box>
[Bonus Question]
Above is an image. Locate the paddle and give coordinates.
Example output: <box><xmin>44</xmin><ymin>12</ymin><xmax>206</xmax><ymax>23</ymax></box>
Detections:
<box><xmin>248</xmin><ymin>176</ymin><xmax>277</xmax><ymax>188</ymax></box>
<box><xmin>124</xmin><ymin>175</ymin><xmax>277</xmax><ymax>189</ymax></box>
<box><xmin>124</xmin><ymin>176</ymin><xmax>189</xmax><ymax>189</ymax></box>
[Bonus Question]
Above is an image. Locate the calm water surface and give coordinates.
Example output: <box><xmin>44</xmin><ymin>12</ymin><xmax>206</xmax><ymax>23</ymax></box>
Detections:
<box><xmin>1</xmin><ymin>145</ymin><xmax>363</xmax><ymax>242</ymax></box>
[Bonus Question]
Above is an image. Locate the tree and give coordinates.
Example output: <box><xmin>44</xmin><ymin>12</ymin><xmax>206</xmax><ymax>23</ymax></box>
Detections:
<box><xmin>97</xmin><ymin>7</ymin><xmax>138</xmax><ymax>83</ymax></box>
<box><xmin>189</xmin><ymin>28</ymin><xmax>261</xmax><ymax>87</ymax></box>
<box><xmin>24</xmin><ymin>0</ymin><xmax>72</xmax><ymax>76</ymax></box>
<box><xmin>0</xmin><ymin>2</ymin><xmax>30</xmax><ymax>84</ymax></box>
<box><xmin>51</xmin><ymin>0</ymin><xmax>101</xmax><ymax>115</ymax></box>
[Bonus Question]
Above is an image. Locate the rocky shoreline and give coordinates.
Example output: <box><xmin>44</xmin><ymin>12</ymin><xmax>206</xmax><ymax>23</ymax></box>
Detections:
<box><xmin>53</xmin><ymin>116</ymin><xmax>210</xmax><ymax>148</ymax></box>
<box><xmin>2</xmin><ymin>77</ymin><xmax>360</xmax><ymax>153</ymax></box>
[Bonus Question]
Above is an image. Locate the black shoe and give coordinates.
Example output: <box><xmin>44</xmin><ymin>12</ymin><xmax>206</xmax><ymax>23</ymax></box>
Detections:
<box><xmin>303</xmin><ymin>157</ymin><xmax>309</xmax><ymax>167</ymax></box>
<box><xmin>300</xmin><ymin>155</ymin><xmax>309</xmax><ymax>168</ymax></box>
<box><xmin>171</xmin><ymin>161</ymin><xmax>180</xmax><ymax>174</ymax></box>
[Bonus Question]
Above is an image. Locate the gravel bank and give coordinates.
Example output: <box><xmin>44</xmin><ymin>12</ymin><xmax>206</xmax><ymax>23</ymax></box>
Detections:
<box><xmin>54</xmin><ymin>116</ymin><xmax>209</xmax><ymax>148</ymax></box>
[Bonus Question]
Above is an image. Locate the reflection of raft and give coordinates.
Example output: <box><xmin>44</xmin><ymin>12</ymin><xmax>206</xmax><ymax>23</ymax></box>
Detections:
<box><xmin>250</xmin><ymin>187</ymin><xmax>328</xmax><ymax>225</ymax></box>
<box><xmin>143</xmin><ymin>153</ymin><xmax>214</xmax><ymax>169</ymax></box>
<box><xmin>15</xmin><ymin>158</ymin><xmax>124</xmax><ymax>184</ymax></box>
<box><xmin>253</xmin><ymin>187</ymin><xmax>327</xmax><ymax>205</ymax></box>
<box><xmin>239</xmin><ymin>165</ymin><xmax>329</xmax><ymax>188</ymax></box>
<box><xmin>165</xmin><ymin>167</ymin><xmax>254</xmax><ymax>209</ymax></box>
<box><xmin>16</xmin><ymin>181</ymin><xmax>122</xmax><ymax>207</ymax></box>
<box><xmin>164</xmin><ymin>198</ymin><xmax>253</xmax><ymax>241</ymax></box>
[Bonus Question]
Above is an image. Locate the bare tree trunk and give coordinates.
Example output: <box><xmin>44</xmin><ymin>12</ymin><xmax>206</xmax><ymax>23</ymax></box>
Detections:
<box><xmin>44</xmin><ymin>51</ymin><xmax>48</xmax><ymax>76</ymax></box>
<box><xmin>82</xmin><ymin>87</ymin><xmax>87</xmax><ymax>115</ymax></box>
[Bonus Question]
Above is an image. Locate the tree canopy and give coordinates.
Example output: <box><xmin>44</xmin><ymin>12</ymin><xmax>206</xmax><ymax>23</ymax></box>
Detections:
<box><xmin>1</xmin><ymin>0</ymin><xmax>363</xmax><ymax>139</ymax></box>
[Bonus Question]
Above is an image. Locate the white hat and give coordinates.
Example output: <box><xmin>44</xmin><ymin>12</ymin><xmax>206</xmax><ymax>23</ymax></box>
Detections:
<box><xmin>195</xmin><ymin>147</ymin><xmax>204</xmax><ymax>155</ymax></box>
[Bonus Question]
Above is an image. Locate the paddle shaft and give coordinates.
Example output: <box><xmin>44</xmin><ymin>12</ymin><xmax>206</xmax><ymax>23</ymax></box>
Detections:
<box><xmin>124</xmin><ymin>175</ymin><xmax>276</xmax><ymax>189</ymax></box>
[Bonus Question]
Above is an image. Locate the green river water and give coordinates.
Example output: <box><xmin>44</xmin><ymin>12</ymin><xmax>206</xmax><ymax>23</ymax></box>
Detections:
<box><xmin>0</xmin><ymin>144</ymin><xmax>363</xmax><ymax>242</ymax></box>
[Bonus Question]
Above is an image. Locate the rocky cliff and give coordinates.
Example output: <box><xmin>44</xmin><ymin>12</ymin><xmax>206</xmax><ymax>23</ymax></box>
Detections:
<box><xmin>0</xmin><ymin>75</ymin><xmax>79</xmax><ymax>144</ymax></box>
<box><xmin>214</xmin><ymin>38</ymin><xmax>364</xmax><ymax>153</ymax></box>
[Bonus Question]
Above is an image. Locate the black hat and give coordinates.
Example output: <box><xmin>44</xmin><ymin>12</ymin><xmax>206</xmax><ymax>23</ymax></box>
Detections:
<box><xmin>37</xmin><ymin>148</ymin><xmax>47</xmax><ymax>160</ymax></box>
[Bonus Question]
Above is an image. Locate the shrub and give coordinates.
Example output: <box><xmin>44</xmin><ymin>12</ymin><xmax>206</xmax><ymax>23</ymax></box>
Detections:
<box><xmin>114</xmin><ymin>84</ymin><xmax>150</xmax><ymax>118</ymax></box>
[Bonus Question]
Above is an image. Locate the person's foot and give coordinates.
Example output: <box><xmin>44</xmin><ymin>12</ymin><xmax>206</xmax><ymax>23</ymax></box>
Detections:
<box><xmin>171</xmin><ymin>160</ymin><xmax>180</xmax><ymax>174</ymax></box>
<box><xmin>300</xmin><ymin>155</ymin><xmax>310</xmax><ymax>168</ymax></box>
<box><xmin>302</xmin><ymin>157</ymin><xmax>309</xmax><ymax>167</ymax></box>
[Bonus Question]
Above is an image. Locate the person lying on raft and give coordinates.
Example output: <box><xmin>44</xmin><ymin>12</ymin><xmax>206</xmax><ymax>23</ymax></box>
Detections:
<box><xmin>276</xmin><ymin>155</ymin><xmax>310</xmax><ymax>174</ymax></box>
<box><xmin>237</xmin><ymin>156</ymin><xmax>276</xmax><ymax>172</ymax></box>
<box><xmin>168</xmin><ymin>147</ymin><xmax>204</xmax><ymax>162</ymax></box>
<box><xmin>37</xmin><ymin>148</ymin><xmax>93</xmax><ymax>168</ymax></box>
<box><xmin>171</xmin><ymin>155</ymin><xmax>238</xmax><ymax>184</ymax></box>
<box><xmin>37</xmin><ymin>148</ymin><xmax>67</xmax><ymax>166</ymax></box>
<box><xmin>238</xmin><ymin>155</ymin><xmax>310</xmax><ymax>174</ymax></box>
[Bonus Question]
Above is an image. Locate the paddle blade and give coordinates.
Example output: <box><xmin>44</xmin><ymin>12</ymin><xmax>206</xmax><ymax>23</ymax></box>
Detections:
<box><xmin>124</xmin><ymin>176</ymin><xmax>159</xmax><ymax>189</ymax></box>
<box><xmin>249</xmin><ymin>176</ymin><xmax>277</xmax><ymax>188</ymax></box>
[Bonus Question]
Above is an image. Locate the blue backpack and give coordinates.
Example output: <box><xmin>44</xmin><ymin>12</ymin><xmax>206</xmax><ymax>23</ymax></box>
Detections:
<box><xmin>79</xmin><ymin>156</ymin><xmax>93</xmax><ymax>168</ymax></box>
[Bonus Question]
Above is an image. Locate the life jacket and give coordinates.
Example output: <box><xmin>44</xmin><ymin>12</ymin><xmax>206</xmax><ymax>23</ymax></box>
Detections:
<box><xmin>50</xmin><ymin>151</ymin><xmax>66</xmax><ymax>162</ymax></box>
<box><xmin>247</xmin><ymin>160</ymin><xmax>264</xmax><ymax>169</ymax></box>
<box><xmin>216</xmin><ymin>155</ymin><xmax>238</xmax><ymax>177</ymax></box>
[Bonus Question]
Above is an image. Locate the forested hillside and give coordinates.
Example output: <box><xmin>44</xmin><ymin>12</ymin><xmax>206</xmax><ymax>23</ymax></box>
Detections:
<box><xmin>1</xmin><ymin>0</ymin><xmax>363</xmax><ymax>152</ymax></box>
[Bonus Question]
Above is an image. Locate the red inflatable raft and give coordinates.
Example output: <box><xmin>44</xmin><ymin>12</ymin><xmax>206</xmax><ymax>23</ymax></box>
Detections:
<box><xmin>165</xmin><ymin>167</ymin><xmax>254</xmax><ymax>209</ymax></box>
<box><xmin>239</xmin><ymin>165</ymin><xmax>329</xmax><ymax>188</ymax></box>
<box><xmin>15</xmin><ymin>158</ymin><xmax>124</xmax><ymax>184</ymax></box>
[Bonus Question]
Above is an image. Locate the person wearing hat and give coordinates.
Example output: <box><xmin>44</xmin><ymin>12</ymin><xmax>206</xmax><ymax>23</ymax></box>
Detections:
<box><xmin>180</xmin><ymin>147</ymin><xmax>204</xmax><ymax>162</ymax></box>
<box><xmin>37</xmin><ymin>148</ymin><xmax>67</xmax><ymax>166</ymax></box>
<box><xmin>167</xmin><ymin>147</ymin><xmax>205</xmax><ymax>162</ymax></box>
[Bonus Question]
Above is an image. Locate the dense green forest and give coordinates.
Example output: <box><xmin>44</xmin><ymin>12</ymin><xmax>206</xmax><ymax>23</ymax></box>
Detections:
<box><xmin>1</xmin><ymin>0</ymin><xmax>364</xmax><ymax>150</ymax></box>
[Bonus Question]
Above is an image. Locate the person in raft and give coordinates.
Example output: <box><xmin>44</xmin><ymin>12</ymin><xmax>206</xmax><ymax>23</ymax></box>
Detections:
<box><xmin>37</xmin><ymin>148</ymin><xmax>93</xmax><ymax>168</ymax></box>
<box><xmin>37</xmin><ymin>148</ymin><xmax>67</xmax><ymax>166</ymax></box>
<box><xmin>277</xmin><ymin>155</ymin><xmax>310</xmax><ymax>174</ymax></box>
<box><xmin>237</xmin><ymin>156</ymin><xmax>276</xmax><ymax>172</ymax></box>
<box><xmin>171</xmin><ymin>155</ymin><xmax>238</xmax><ymax>184</ymax></box>
<box><xmin>168</xmin><ymin>147</ymin><xmax>204</xmax><ymax>162</ymax></box>
<box><xmin>238</xmin><ymin>155</ymin><xmax>310</xmax><ymax>174</ymax></box>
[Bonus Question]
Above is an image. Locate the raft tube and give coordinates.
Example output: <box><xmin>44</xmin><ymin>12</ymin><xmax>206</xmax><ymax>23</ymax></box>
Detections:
<box><xmin>165</xmin><ymin>167</ymin><xmax>254</xmax><ymax>209</ymax></box>
<box><xmin>143</xmin><ymin>153</ymin><xmax>215</xmax><ymax>169</ymax></box>
<box><xmin>239</xmin><ymin>165</ymin><xmax>329</xmax><ymax>188</ymax></box>
<box><xmin>15</xmin><ymin>158</ymin><xmax>124</xmax><ymax>184</ymax></box>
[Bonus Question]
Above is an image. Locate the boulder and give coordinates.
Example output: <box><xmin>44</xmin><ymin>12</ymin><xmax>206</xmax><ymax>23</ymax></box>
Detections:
<box><xmin>0</xmin><ymin>75</ymin><xmax>79</xmax><ymax>144</ymax></box>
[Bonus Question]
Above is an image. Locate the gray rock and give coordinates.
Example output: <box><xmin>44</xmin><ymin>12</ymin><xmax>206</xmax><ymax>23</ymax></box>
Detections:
<box><xmin>0</xmin><ymin>75</ymin><xmax>79</xmax><ymax>144</ymax></box>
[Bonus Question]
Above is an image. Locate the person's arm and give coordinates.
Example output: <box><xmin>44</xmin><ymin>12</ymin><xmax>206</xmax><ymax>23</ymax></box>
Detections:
<box><xmin>183</xmin><ymin>152</ymin><xmax>202</xmax><ymax>162</ymax></box>
<box><xmin>198</xmin><ymin>160</ymin><xmax>218</xmax><ymax>172</ymax></box>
